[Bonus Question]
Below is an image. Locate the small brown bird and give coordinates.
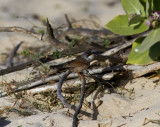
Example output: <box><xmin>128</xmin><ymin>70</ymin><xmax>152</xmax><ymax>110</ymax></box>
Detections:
<box><xmin>66</xmin><ymin>57</ymin><xmax>89</xmax><ymax>73</ymax></box>
<box><xmin>64</xmin><ymin>51</ymin><xmax>94</xmax><ymax>74</ymax></box>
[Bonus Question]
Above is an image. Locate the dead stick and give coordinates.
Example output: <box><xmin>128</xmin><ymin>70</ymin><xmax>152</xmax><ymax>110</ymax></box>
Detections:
<box><xmin>0</xmin><ymin>26</ymin><xmax>41</xmax><ymax>39</ymax></box>
<box><xmin>0</xmin><ymin>30</ymin><xmax>150</xmax><ymax>76</ymax></box>
<box><xmin>56</xmin><ymin>70</ymin><xmax>72</xmax><ymax>108</ymax></box>
<box><xmin>0</xmin><ymin>69</ymin><xmax>117</xmax><ymax>98</ymax></box>
<box><xmin>0</xmin><ymin>65</ymin><xmax>141</xmax><ymax>98</ymax></box>
<box><xmin>26</xmin><ymin>72</ymin><xmax>117</xmax><ymax>95</ymax></box>
<box><xmin>6</xmin><ymin>41</ymin><xmax>24</xmax><ymax>67</ymax></box>
<box><xmin>72</xmin><ymin>73</ymin><xmax>85</xmax><ymax>127</ymax></box>
<box><xmin>56</xmin><ymin>70</ymin><xmax>86</xmax><ymax>127</ymax></box>
<box><xmin>0</xmin><ymin>44</ymin><xmax>93</xmax><ymax>76</ymax></box>
<box><xmin>65</xmin><ymin>14</ymin><xmax>73</xmax><ymax>30</ymax></box>
<box><xmin>56</xmin><ymin>71</ymin><xmax>92</xmax><ymax>118</ymax></box>
<box><xmin>46</xmin><ymin>19</ymin><xmax>68</xmax><ymax>49</ymax></box>
<box><xmin>102</xmin><ymin>30</ymin><xmax>151</xmax><ymax>56</ymax></box>
<box><xmin>131</xmin><ymin>62</ymin><xmax>160</xmax><ymax>78</ymax></box>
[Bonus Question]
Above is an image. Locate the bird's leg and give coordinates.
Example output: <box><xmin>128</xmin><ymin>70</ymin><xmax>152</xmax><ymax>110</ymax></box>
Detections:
<box><xmin>77</xmin><ymin>72</ymin><xmax>85</xmax><ymax>79</ymax></box>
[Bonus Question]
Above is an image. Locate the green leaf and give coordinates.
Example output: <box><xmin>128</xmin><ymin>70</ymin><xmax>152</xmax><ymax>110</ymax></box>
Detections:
<box><xmin>153</xmin><ymin>0</ymin><xmax>160</xmax><ymax>11</ymax></box>
<box><xmin>17</xmin><ymin>125</ymin><xmax>22</xmax><ymax>127</ymax></box>
<box><xmin>37</xmin><ymin>29</ymin><xmax>45</xmax><ymax>35</ymax></box>
<box><xmin>103</xmin><ymin>39</ymin><xmax>110</xmax><ymax>48</ymax></box>
<box><xmin>20</xmin><ymin>49</ymin><xmax>32</xmax><ymax>56</ymax></box>
<box><xmin>140</xmin><ymin>0</ymin><xmax>146</xmax><ymax>7</ymax></box>
<box><xmin>127</xmin><ymin>37</ymin><xmax>160</xmax><ymax>65</ymax></box>
<box><xmin>135</xmin><ymin>28</ymin><xmax>160</xmax><ymax>53</ymax></box>
<box><xmin>140</xmin><ymin>0</ymin><xmax>153</xmax><ymax>17</ymax></box>
<box><xmin>121</xmin><ymin>0</ymin><xmax>145</xmax><ymax>16</ymax></box>
<box><xmin>106</xmin><ymin>15</ymin><xmax>149</xmax><ymax>35</ymax></box>
<box><xmin>68</xmin><ymin>40</ymin><xmax>76</xmax><ymax>48</ymax></box>
<box><xmin>129</xmin><ymin>15</ymin><xmax>142</xmax><ymax>26</ymax></box>
<box><xmin>53</xmin><ymin>50</ymin><xmax>62</xmax><ymax>59</ymax></box>
<box><xmin>146</xmin><ymin>0</ymin><xmax>153</xmax><ymax>17</ymax></box>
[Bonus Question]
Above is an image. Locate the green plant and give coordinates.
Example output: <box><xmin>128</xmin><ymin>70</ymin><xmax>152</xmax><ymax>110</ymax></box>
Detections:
<box><xmin>20</xmin><ymin>49</ymin><xmax>32</xmax><ymax>56</ymax></box>
<box><xmin>103</xmin><ymin>39</ymin><xmax>110</xmax><ymax>48</ymax></box>
<box><xmin>106</xmin><ymin>0</ymin><xmax>160</xmax><ymax>65</ymax></box>
<box><xmin>68</xmin><ymin>39</ymin><xmax>76</xmax><ymax>48</ymax></box>
<box><xmin>53</xmin><ymin>50</ymin><xmax>62</xmax><ymax>59</ymax></box>
<box><xmin>20</xmin><ymin>49</ymin><xmax>45</xmax><ymax>63</ymax></box>
<box><xmin>17</xmin><ymin>125</ymin><xmax>22</xmax><ymax>127</ymax></box>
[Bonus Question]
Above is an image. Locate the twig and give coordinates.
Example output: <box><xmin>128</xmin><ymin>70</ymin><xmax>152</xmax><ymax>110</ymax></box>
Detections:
<box><xmin>131</xmin><ymin>62</ymin><xmax>160</xmax><ymax>78</ymax></box>
<box><xmin>0</xmin><ymin>71</ymin><xmax>77</xmax><ymax>98</ymax></box>
<box><xmin>0</xmin><ymin>64</ymin><xmax>141</xmax><ymax>98</ymax></box>
<box><xmin>0</xmin><ymin>60</ymin><xmax>33</xmax><ymax>76</ymax></box>
<box><xmin>57</xmin><ymin>28</ymin><xmax>115</xmax><ymax>44</ymax></box>
<box><xmin>0</xmin><ymin>44</ymin><xmax>95</xmax><ymax>76</ymax></box>
<box><xmin>57</xmin><ymin>15</ymin><xmax>116</xmax><ymax>38</ymax></box>
<box><xmin>46</xmin><ymin>18</ymin><xmax>55</xmax><ymax>40</ymax></box>
<box><xmin>98</xmin><ymin>121</ymin><xmax>112</xmax><ymax>127</ymax></box>
<box><xmin>46</xmin><ymin>19</ymin><xmax>68</xmax><ymax>49</ymax></box>
<box><xmin>102</xmin><ymin>39</ymin><xmax>133</xmax><ymax>56</ymax></box>
<box><xmin>0</xmin><ymin>26</ymin><xmax>41</xmax><ymax>39</ymax></box>
<box><xmin>117</xmin><ymin>123</ymin><xmax>127</xmax><ymax>127</ymax></box>
<box><xmin>0</xmin><ymin>22</ymin><xmax>67</xmax><ymax>49</ymax></box>
<box><xmin>56</xmin><ymin>70</ymin><xmax>72</xmax><ymax>108</ymax></box>
<box><xmin>142</xmin><ymin>118</ymin><xmax>159</xmax><ymax>126</ymax></box>
<box><xmin>6</xmin><ymin>41</ymin><xmax>24</xmax><ymax>67</ymax></box>
<box><xmin>87</xmin><ymin>65</ymin><xmax>141</xmax><ymax>75</ymax></box>
<box><xmin>26</xmin><ymin>72</ymin><xmax>117</xmax><ymax>95</ymax></box>
<box><xmin>56</xmin><ymin>69</ymin><xmax>86</xmax><ymax>127</ymax></box>
<box><xmin>0</xmin><ymin>21</ymin><xmax>143</xmax><ymax>76</ymax></box>
<box><xmin>65</xmin><ymin>14</ymin><xmax>73</xmax><ymax>30</ymax></box>
<box><xmin>26</xmin><ymin>77</ymin><xmax>93</xmax><ymax>94</ymax></box>
<box><xmin>57</xmin><ymin>15</ymin><xmax>118</xmax><ymax>43</ymax></box>
<box><xmin>1</xmin><ymin>66</ymin><xmax>120</xmax><ymax>96</ymax></box>
<box><xmin>56</xmin><ymin>70</ymin><xmax>94</xmax><ymax>121</ymax></box>
<box><xmin>90</xmin><ymin>54</ymin><xmax>124</xmax><ymax>64</ymax></box>
<box><xmin>102</xmin><ymin>30</ymin><xmax>151</xmax><ymax>56</ymax></box>
<box><xmin>72</xmin><ymin>73</ymin><xmax>85</xmax><ymax>127</ymax></box>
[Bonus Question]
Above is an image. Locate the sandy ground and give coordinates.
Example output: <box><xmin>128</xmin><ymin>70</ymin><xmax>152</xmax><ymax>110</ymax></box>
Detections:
<box><xmin>1</xmin><ymin>0</ymin><xmax>160</xmax><ymax>127</ymax></box>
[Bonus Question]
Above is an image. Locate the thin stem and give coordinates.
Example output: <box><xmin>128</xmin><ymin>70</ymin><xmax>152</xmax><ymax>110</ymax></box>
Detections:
<box><xmin>72</xmin><ymin>74</ymin><xmax>86</xmax><ymax>127</ymax></box>
<box><xmin>6</xmin><ymin>41</ymin><xmax>24</xmax><ymax>67</ymax></box>
<box><xmin>65</xmin><ymin>14</ymin><xmax>73</xmax><ymax>29</ymax></box>
<box><xmin>56</xmin><ymin>70</ymin><xmax>72</xmax><ymax>109</ymax></box>
<box><xmin>0</xmin><ymin>26</ymin><xmax>41</xmax><ymax>39</ymax></box>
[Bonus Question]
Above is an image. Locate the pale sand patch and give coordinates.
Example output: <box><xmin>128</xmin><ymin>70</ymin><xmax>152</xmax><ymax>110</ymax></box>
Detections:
<box><xmin>1</xmin><ymin>77</ymin><xmax>160</xmax><ymax>127</ymax></box>
<box><xmin>1</xmin><ymin>1</ymin><xmax>160</xmax><ymax>127</ymax></box>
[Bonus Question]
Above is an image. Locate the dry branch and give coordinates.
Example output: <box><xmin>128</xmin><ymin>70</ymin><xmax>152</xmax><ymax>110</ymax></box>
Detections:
<box><xmin>0</xmin><ymin>64</ymin><xmax>142</xmax><ymax>98</ymax></box>
<box><xmin>26</xmin><ymin>72</ymin><xmax>117</xmax><ymax>94</ymax></box>
<box><xmin>102</xmin><ymin>30</ymin><xmax>151</xmax><ymax>56</ymax></box>
<box><xmin>57</xmin><ymin>70</ymin><xmax>72</xmax><ymax>109</ymax></box>
<box><xmin>65</xmin><ymin>14</ymin><xmax>73</xmax><ymax>30</ymax></box>
<box><xmin>6</xmin><ymin>41</ymin><xmax>24</xmax><ymax>67</ymax></box>
<box><xmin>0</xmin><ymin>44</ymin><xmax>96</xmax><ymax>76</ymax></box>
<box><xmin>1</xmin><ymin>59</ymin><xmax>158</xmax><ymax>98</ymax></box>
<box><xmin>131</xmin><ymin>62</ymin><xmax>160</xmax><ymax>78</ymax></box>
<box><xmin>0</xmin><ymin>16</ymin><xmax>155</xmax><ymax>102</ymax></box>
<box><xmin>72</xmin><ymin>73</ymin><xmax>85</xmax><ymax>127</ymax></box>
<box><xmin>57</xmin><ymin>14</ymin><xmax>120</xmax><ymax>44</ymax></box>
<box><xmin>0</xmin><ymin>14</ymin><xmax>159</xmax><ymax>127</ymax></box>
<box><xmin>0</xmin><ymin>26</ymin><xmax>41</xmax><ymax>39</ymax></box>
<box><xmin>46</xmin><ymin>19</ymin><xmax>68</xmax><ymax>49</ymax></box>
<box><xmin>57</xmin><ymin>26</ymin><xmax>116</xmax><ymax>43</ymax></box>
<box><xmin>0</xmin><ymin>60</ymin><xmax>33</xmax><ymax>76</ymax></box>
<box><xmin>0</xmin><ymin>17</ymin><xmax>131</xmax><ymax>76</ymax></box>
<box><xmin>56</xmin><ymin>70</ymin><xmax>86</xmax><ymax>127</ymax></box>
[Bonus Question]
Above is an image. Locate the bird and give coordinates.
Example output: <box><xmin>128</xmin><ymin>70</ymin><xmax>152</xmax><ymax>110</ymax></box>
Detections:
<box><xmin>50</xmin><ymin>50</ymin><xmax>99</xmax><ymax>77</ymax></box>
<box><xmin>64</xmin><ymin>50</ymin><xmax>95</xmax><ymax>77</ymax></box>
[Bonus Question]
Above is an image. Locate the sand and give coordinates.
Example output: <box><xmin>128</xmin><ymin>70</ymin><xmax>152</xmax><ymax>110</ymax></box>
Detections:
<box><xmin>1</xmin><ymin>0</ymin><xmax>160</xmax><ymax>127</ymax></box>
